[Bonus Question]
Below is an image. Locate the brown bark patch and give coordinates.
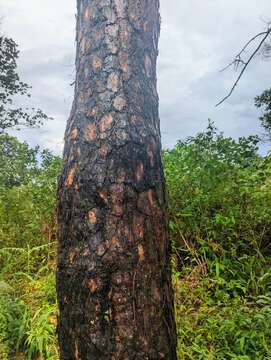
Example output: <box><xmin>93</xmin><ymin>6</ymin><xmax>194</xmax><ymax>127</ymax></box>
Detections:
<box><xmin>136</xmin><ymin>162</ymin><xmax>144</xmax><ymax>182</ymax></box>
<box><xmin>84</xmin><ymin>7</ymin><xmax>94</xmax><ymax>20</ymax></box>
<box><xmin>83</xmin><ymin>248</ymin><xmax>91</xmax><ymax>257</ymax></box>
<box><xmin>147</xmin><ymin>189</ymin><xmax>156</xmax><ymax>208</ymax></box>
<box><xmin>116</xmin><ymin>169</ymin><xmax>126</xmax><ymax>183</ymax></box>
<box><xmin>147</xmin><ymin>144</ymin><xmax>155</xmax><ymax>167</ymax></box>
<box><xmin>99</xmin><ymin>144</ymin><xmax>109</xmax><ymax>156</ymax></box>
<box><xmin>95</xmin><ymin>303</ymin><xmax>101</xmax><ymax>312</ymax></box>
<box><xmin>84</xmin><ymin>123</ymin><xmax>97</xmax><ymax>141</ymax></box>
<box><xmin>70</xmin><ymin>128</ymin><xmax>78</xmax><ymax>141</ymax></box>
<box><xmin>144</xmin><ymin>54</ymin><xmax>152</xmax><ymax>77</ymax></box>
<box><xmin>65</xmin><ymin>167</ymin><xmax>76</xmax><ymax>187</ymax></box>
<box><xmin>84</xmin><ymin>67</ymin><xmax>89</xmax><ymax>78</ymax></box>
<box><xmin>119</xmin><ymin>51</ymin><xmax>130</xmax><ymax>79</ymax></box>
<box><xmin>88</xmin><ymin>210</ymin><xmax>97</xmax><ymax>225</ymax></box>
<box><xmin>112</xmin><ymin>291</ymin><xmax>126</xmax><ymax>305</ymax></box>
<box><xmin>107</xmin><ymin>236</ymin><xmax>121</xmax><ymax>251</ymax></box>
<box><xmin>106</xmin><ymin>24</ymin><xmax>119</xmax><ymax>37</ymax></box>
<box><xmin>100</xmin><ymin>113</ymin><xmax>113</xmax><ymax>132</ymax></box>
<box><xmin>112</xmin><ymin>205</ymin><xmax>124</xmax><ymax>217</ymax></box>
<box><xmin>96</xmin><ymin>244</ymin><xmax>106</xmax><ymax>257</ymax></box>
<box><xmin>77</xmin><ymin>93</ymin><xmax>85</xmax><ymax>112</ymax></box>
<box><xmin>107</xmin><ymin>72</ymin><xmax>119</xmax><ymax>92</ymax></box>
<box><xmin>152</xmin><ymin>285</ymin><xmax>161</xmax><ymax>303</ymax></box>
<box><xmin>143</xmin><ymin>21</ymin><xmax>150</xmax><ymax>33</ymax></box>
<box><xmin>138</xmin><ymin>244</ymin><xmax>145</xmax><ymax>262</ymax></box>
<box><xmin>139</xmin><ymin>335</ymin><xmax>149</xmax><ymax>353</ymax></box>
<box><xmin>113</xmin><ymin>96</ymin><xmax>126</xmax><ymax>111</ymax></box>
<box><xmin>137</xmin><ymin>189</ymin><xmax>158</xmax><ymax>215</ymax></box>
<box><xmin>92</xmin><ymin>55</ymin><xmax>103</xmax><ymax>70</ymax></box>
<box><xmin>68</xmin><ymin>249</ymin><xmax>77</xmax><ymax>264</ymax></box>
<box><xmin>110</xmin><ymin>184</ymin><xmax>124</xmax><ymax>216</ymax></box>
<box><xmin>75</xmin><ymin>341</ymin><xmax>80</xmax><ymax>360</ymax></box>
<box><xmin>80</xmin><ymin>37</ymin><xmax>91</xmax><ymax>53</ymax></box>
<box><xmin>87</xmin><ymin>106</ymin><xmax>98</xmax><ymax>118</ymax></box>
<box><xmin>87</xmin><ymin>279</ymin><xmax>98</xmax><ymax>293</ymax></box>
<box><xmin>80</xmin><ymin>38</ymin><xmax>86</xmax><ymax>53</ymax></box>
<box><xmin>99</xmin><ymin>190</ymin><xmax>108</xmax><ymax>205</ymax></box>
<box><xmin>134</xmin><ymin>215</ymin><xmax>144</xmax><ymax>239</ymax></box>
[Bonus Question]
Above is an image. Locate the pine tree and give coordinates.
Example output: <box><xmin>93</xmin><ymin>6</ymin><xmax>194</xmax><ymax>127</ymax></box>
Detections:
<box><xmin>56</xmin><ymin>1</ymin><xmax>177</xmax><ymax>358</ymax></box>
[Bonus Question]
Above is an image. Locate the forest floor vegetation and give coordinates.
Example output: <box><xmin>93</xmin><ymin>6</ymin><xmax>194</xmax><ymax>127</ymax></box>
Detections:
<box><xmin>1</xmin><ymin>124</ymin><xmax>271</xmax><ymax>359</ymax></box>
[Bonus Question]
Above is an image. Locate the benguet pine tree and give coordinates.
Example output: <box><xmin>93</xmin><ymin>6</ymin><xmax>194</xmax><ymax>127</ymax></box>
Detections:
<box><xmin>56</xmin><ymin>1</ymin><xmax>177</xmax><ymax>359</ymax></box>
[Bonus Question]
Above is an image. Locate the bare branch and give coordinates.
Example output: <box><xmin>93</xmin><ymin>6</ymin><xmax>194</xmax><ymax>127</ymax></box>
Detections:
<box><xmin>220</xmin><ymin>57</ymin><xmax>246</xmax><ymax>72</ymax></box>
<box><xmin>237</xmin><ymin>31</ymin><xmax>268</xmax><ymax>58</ymax></box>
<box><xmin>216</xmin><ymin>26</ymin><xmax>271</xmax><ymax>107</ymax></box>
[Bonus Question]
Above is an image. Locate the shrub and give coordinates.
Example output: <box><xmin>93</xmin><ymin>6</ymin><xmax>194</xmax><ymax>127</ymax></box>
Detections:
<box><xmin>164</xmin><ymin>123</ymin><xmax>271</xmax><ymax>359</ymax></box>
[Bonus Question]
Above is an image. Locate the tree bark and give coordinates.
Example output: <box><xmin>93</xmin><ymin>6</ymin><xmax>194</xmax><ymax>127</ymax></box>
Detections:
<box><xmin>56</xmin><ymin>0</ymin><xmax>177</xmax><ymax>359</ymax></box>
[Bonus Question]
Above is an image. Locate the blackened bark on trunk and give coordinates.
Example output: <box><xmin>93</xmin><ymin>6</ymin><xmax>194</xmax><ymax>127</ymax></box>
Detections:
<box><xmin>56</xmin><ymin>0</ymin><xmax>177</xmax><ymax>359</ymax></box>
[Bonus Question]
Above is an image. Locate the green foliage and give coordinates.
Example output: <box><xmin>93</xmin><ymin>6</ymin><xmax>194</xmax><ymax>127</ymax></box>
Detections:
<box><xmin>0</xmin><ymin>134</ymin><xmax>39</xmax><ymax>188</ymax></box>
<box><xmin>0</xmin><ymin>36</ymin><xmax>50</xmax><ymax>133</ymax></box>
<box><xmin>1</xmin><ymin>127</ymin><xmax>271</xmax><ymax>359</ymax></box>
<box><xmin>0</xmin><ymin>135</ymin><xmax>60</xmax><ymax>359</ymax></box>
<box><xmin>164</xmin><ymin>122</ymin><xmax>271</xmax><ymax>258</ymax></box>
<box><xmin>173</xmin><ymin>254</ymin><xmax>271</xmax><ymax>359</ymax></box>
<box><xmin>0</xmin><ymin>245</ymin><xmax>58</xmax><ymax>360</ymax></box>
<box><xmin>164</xmin><ymin>123</ymin><xmax>271</xmax><ymax>359</ymax></box>
<box><xmin>0</xmin><ymin>280</ymin><xmax>27</xmax><ymax>359</ymax></box>
<box><xmin>0</xmin><ymin>134</ymin><xmax>61</xmax><ymax>248</ymax></box>
<box><xmin>255</xmin><ymin>87</ymin><xmax>271</xmax><ymax>138</ymax></box>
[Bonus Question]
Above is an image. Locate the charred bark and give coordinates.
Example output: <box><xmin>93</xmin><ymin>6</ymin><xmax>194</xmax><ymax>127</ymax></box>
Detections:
<box><xmin>56</xmin><ymin>0</ymin><xmax>177</xmax><ymax>359</ymax></box>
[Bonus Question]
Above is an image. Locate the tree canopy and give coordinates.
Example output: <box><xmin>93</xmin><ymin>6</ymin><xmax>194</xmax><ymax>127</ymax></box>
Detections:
<box><xmin>0</xmin><ymin>36</ymin><xmax>50</xmax><ymax>133</ymax></box>
<box><xmin>255</xmin><ymin>87</ymin><xmax>271</xmax><ymax>138</ymax></box>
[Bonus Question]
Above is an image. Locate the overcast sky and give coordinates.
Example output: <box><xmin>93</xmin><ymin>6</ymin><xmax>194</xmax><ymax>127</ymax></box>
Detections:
<box><xmin>0</xmin><ymin>0</ymin><xmax>271</xmax><ymax>154</ymax></box>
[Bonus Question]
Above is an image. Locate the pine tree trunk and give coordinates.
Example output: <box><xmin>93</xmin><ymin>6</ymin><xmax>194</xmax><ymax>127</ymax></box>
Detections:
<box><xmin>56</xmin><ymin>1</ymin><xmax>177</xmax><ymax>359</ymax></box>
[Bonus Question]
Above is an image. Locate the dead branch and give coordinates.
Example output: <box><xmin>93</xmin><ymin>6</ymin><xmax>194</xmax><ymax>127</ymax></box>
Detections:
<box><xmin>216</xmin><ymin>25</ymin><xmax>271</xmax><ymax>107</ymax></box>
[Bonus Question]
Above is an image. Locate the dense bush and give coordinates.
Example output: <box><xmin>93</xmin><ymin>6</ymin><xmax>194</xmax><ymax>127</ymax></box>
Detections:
<box><xmin>0</xmin><ymin>135</ymin><xmax>60</xmax><ymax>359</ymax></box>
<box><xmin>164</xmin><ymin>122</ymin><xmax>271</xmax><ymax>258</ymax></box>
<box><xmin>164</xmin><ymin>123</ymin><xmax>271</xmax><ymax>359</ymax></box>
<box><xmin>1</xmin><ymin>126</ymin><xmax>271</xmax><ymax>359</ymax></box>
<box><xmin>0</xmin><ymin>249</ymin><xmax>58</xmax><ymax>360</ymax></box>
<box><xmin>0</xmin><ymin>135</ymin><xmax>61</xmax><ymax>249</ymax></box>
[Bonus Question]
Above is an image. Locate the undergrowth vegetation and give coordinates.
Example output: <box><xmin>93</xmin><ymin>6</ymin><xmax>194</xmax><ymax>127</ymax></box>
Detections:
<box><xmin>164</xmin><ymin>123</ymin><xmax>271</xmax><ymax>359</ymax></box>
<box><xmin>0</xmin><ymin>135</ymin><xmax>60</xmax><ymax>359</ymax></box>
<box><xmin>0</xmin><ymin>124</ymin><xmax>271</xmax><ymax>359</ymax></box>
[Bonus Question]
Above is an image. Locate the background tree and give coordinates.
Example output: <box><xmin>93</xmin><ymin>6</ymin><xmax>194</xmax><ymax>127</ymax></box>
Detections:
<box><xmin>0</xmin><ymin>134</ymin><xmax>39</xmax><ymax>188</ymax></box>
<box><xmin>56</xmin><ymin>0</ymin><xmax>177</xmax><ymax>359</ymax></box>
<box><xmin>255</xmin><ymin>87</ymin><xmax>271</xmax><ymax>138</ymax></box>
<box><xmin>0</xmin><ymin>134</ymin><xmax>61</xmax><ymax>248</ymax></box>
<box><xmin>0</xmin><ymin>35</ymin><xmax>50</xmax><ymax>133</ymax></box>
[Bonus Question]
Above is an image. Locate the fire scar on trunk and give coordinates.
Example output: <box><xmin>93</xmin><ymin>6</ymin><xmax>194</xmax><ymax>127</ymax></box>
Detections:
<box><xmin>65</xmin><ymin>167</ymin><xmax>76</xmax><ymax>187</ymax></box>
